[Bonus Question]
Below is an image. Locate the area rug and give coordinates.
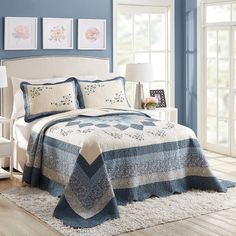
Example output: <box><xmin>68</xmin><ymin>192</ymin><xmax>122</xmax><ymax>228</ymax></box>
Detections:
<box><xmin>1</xmin><ymin>187</ymin><xmax>236</xmax><ymax>236</ymax></box>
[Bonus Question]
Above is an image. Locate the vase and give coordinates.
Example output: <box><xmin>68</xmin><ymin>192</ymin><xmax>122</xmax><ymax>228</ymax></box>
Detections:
<box><xmin>144</xmin><ymin>104</ymin><xmax>156</xmax><ymax>110</ymax></box>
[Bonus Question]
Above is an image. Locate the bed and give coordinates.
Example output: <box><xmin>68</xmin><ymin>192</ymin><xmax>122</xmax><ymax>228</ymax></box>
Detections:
<box><xmin>1</xmin><ymin>56</ymin><xmax>234</xmax><ymax>228</ymax></box>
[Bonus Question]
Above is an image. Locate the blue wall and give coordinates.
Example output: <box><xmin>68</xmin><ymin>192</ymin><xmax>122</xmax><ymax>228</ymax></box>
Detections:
<box><xmin>175</xmin><ymin>0</ymin><xmax>197</xmax><ymax>134</ymax></box>
<box><xmin>0</xmin><ymin>0</ymin><xmax>198</xmax><ymax>133</ymax></box>
<box><xmin>0</xmin><ymin>0</ymin><xmax>113</xmax><ymax>68</ymax></box>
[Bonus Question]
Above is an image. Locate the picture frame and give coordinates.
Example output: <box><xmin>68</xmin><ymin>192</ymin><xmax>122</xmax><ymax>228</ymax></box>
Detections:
<box><xmin>43</xmin><ymin>18</ymin><xmax>73</xmax><ymax>49</ymax></box>
<box><xmin>150</xmin><ymin>89</ymin><xmax>167</xmax><ymax>108</ymax></box>
<box><xmin>78</xmin><ymin>19</ymin><xmax>106</xmax><ymax>50</ymax></box>
<box><xmin>4</xmin><ymin>17</ymin><xmax>37</xmax><ymax>50</ymax></box>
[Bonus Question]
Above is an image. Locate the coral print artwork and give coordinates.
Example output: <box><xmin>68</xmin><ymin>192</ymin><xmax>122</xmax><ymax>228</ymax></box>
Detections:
<box><xmin>43</xmin><ymin>18</ymin><xmax>73</xmax><ymax>49</ymax></box>
<box><xmin>78</xmin><ymin>19</ymin><xmax>106</xmax><ymax>50</ymax></box>
<box><xmin>12</xmin><ymin>25</ymin><xmax>30</xmax><ymax>40</ymax></box>
<box><xmin>4</xmin><ymin>17</ymin><xmax>37</xmax><ymax>50</ymax></box>
<box><xmin>85</xmin><ymin>27</ymin><xmax>100</xmax><ymax>42</ymax></box>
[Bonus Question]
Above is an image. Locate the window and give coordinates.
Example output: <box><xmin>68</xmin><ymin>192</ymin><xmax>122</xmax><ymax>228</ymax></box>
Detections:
<box><xmin>206</xmin><ymin>4</ymin><xmax>231</xmax><ymax>23</ymax></box>
<box><xmin>114</xmin><ymin>1</ymin><xmax>174</xmax><ymax>106</ymax></box>
<box><xmin>199</xmin><ymin>0</ymin><xmax>236</xmax><ymax>156</ymax></box>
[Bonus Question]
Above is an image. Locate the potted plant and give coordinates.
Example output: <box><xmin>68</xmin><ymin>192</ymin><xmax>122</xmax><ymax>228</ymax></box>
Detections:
<box><xmin>143</xmin><ymin>97</ymin><xmax>159</xmax><ymax>110</ymax></box>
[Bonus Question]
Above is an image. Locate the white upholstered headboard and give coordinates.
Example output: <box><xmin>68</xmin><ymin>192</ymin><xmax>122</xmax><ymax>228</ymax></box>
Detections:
<box><xmin>0</xmin><ymin>55</ymin><xmax>110</xmax><ymax>171</ymax></box>
<box><xmin>2</xmin><ymin>55</ymin><xmax>110</xmax><ymax>120</ymax></box>
<box><xmin>1</xmin><ymin>56</ymin><xmax>110</xmax><ymax>137</ymax></box>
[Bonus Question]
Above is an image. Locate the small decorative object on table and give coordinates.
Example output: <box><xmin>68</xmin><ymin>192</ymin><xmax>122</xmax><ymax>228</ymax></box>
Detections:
<box><xmin>150</xmin><ymin>89</ymin><xmax>166</xmax><ymax>108</ymax></box>
<box><xmin>143</xmin><ymin>97</ymin><xmax>159</xmax><ymax>110</ymax></box>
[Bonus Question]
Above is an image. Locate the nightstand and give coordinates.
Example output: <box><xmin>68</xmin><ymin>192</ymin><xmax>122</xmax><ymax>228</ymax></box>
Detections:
<box><xmin>0</xmin><ymin>116</ymin><xmax>13</xmax><ymax>179</ymax></box>
<box><xmin>140</xmin><ymin>107</ymin><xmax>178</xmax><ymax>123</ymax></box>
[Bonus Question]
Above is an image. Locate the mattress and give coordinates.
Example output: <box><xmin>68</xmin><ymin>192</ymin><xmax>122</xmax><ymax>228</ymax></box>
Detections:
<box><xmin>13</xmin><ymin>117</ymin><xmax>38</xmax><ymax>150</ymax></box>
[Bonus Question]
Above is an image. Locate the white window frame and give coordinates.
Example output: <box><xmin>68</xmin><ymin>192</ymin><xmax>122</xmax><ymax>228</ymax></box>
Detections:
<box><xmin>113</xmin><ymin>0</ymin><xmax>175</xmax><ymax>107</ymax></box>
<box><xmin>197</xmin><ymin>0</ymin><xmax>236</xmax><ymax>155</ymax></box>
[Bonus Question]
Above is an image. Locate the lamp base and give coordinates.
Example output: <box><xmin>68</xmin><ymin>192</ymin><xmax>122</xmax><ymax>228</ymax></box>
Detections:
<box><xmin>134</xmin><ymin>82</ymin><xmax>144</xmax><ymax>109</ymax></box>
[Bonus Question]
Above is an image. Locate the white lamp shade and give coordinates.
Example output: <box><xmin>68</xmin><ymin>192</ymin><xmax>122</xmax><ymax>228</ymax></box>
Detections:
<box><xmin>0</xmin><ymin>66</ymin><xmax>8</xmax><ymax>88</ymax></box>
<box><xmin>125</xmin><ymin>63</ymin><xmax>153</xmax><ymax>82</ymax></box>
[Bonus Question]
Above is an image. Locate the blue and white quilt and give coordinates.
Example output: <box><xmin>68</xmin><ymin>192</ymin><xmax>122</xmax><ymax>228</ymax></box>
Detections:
<box><xmin>23</xmin><ymin>108</ymin><xmax>234</xmax><ymax>228</ymax></box>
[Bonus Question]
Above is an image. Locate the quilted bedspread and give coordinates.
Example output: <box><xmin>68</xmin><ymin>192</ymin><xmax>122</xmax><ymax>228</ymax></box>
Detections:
<box><xmin>23</xmin><ymin>108</ymin><xmax>234</xmax><ymax>228</ymax></box>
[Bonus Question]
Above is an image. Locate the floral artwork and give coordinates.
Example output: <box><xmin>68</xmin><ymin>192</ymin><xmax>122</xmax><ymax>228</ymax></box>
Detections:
<box><xmin>85</xmin><ymin>27</ymin><xmax>100</xmax><ymax>42</ymax></box>
<box><xmin>5</xmin><ymin>17</ymin><xmax>37</xmax><ymax>50</ymax></box>
<box><xmin>12</xmin><ymin>25</ymin><xmax>30</xmax><ymax>40</ymax></box>
<box><xmin>43</xmin><ymin>18</ymin><xmax>73</xmax><ymax>49</ymax></box>
<box><xmin>49</xmin><ymin>26</ymin><xmax>65</xmax><ymax>42</ymax></box>
<box><xmin>78</xmin><ymin>19</ymin><xmax>106</xmax><ymax>50</ymax></box>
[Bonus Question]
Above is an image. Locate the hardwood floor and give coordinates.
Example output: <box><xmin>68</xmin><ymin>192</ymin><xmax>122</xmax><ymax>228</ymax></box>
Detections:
<box><xmin>0</xmin><ymin>151</ymin><xmax>236</xmax><ymax>236</ymax></box>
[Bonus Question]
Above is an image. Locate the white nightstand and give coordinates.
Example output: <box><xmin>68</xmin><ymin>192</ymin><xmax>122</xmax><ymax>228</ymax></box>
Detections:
<box><xmin>140</xmin><ymin>107</ymin><xmax>178</xmax><ymax>123</ymax></box>
<box><xmin>0</xmin><ymin>116</ymin><xmax>13</xmax><ymax>179</ymax></box>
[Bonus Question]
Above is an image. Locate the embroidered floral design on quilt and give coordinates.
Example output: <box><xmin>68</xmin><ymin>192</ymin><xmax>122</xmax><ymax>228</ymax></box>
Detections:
<box><xmin>147</xmin><ymin>122</ymin><xmax>175</xmax><ymax>137</ymax></box>
<box><xmin>49</xmin><ymin>126</ymin><xmax>60</xmax><ymax>133</ymax></box>
<box><xmin>102</xmin><ymin>130</ymin><xmax>144</xmax><ymax>141</ymax></box>
<box><xmin>103</xmin><ymin>130</ymin><xmax>123</xmax><ymax>139</ymax></box>
<box><xmin>105</xmin><ymin>91</ymin><xmax>125</xmax><ymax>104</ymax></box>
<box><xmin>124</xmin><ymin>132</ymin><xmax>144</xmax><ymax>141</ymax></box>
<box><xmin>83</xmin><ymin>84</ymin><xmax>105</xmax><ymax>95</ymax></box>
<box><xmin>60</xmin><ymin>129</ymin><xmax>73</xmax><ymax>137</ymax></box>
<box><xmin>51</xmin><ymin>94</ymin><xmax>73</xmax><ymax>107</ymax></box>
<box><xmin>76</xmin><ymin>128</ymin><xmax>95</xmax><ymax>134</ymax></box>
<box><xmin>29</xmin><ymin>87</ymin><xmax>52</xmax><ymax>98</ymax></box>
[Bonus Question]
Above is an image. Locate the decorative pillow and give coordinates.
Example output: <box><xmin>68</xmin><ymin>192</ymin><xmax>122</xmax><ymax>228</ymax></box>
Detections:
<box><xmin>11</xmin><ymin>77</ymin><xmax>67</xmax><ymax>120</ymax></box>
<box><xmin>20</xmin><ymin>78</ymin><xmax>79</xmax><ymax>122</ymax></box>
<box><xmin>77</xmin><ymin>76</ymin><xmax>130</xmax><ymax>108</ymax></box>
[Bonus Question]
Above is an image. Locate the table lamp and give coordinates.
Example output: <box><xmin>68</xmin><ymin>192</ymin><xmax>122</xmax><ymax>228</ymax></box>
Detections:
<box><xmin>126</xmin><ymin>63</ymin><xmax>153</xmax><ymax>109</ymax></box>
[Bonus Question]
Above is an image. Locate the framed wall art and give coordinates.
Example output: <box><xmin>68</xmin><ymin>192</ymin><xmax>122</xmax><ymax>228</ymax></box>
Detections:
<box><xmin>43</xmin><ymin>18</ymin><xmax>73</xmax><ymax>49</ymax></box>
<box><xmin>150</xmin><ymin>89</ymin><xmax>167</xmax><ymax>108</ymax></box>
<box><xmin>4</xmin><ymin>17</ymin><xmax>38</xmax><ymax>50</ymax></box>
<box><xmin>78</xmin><ymin>19</ymin><xmax>106</xmax><ymax>50</ymax></box>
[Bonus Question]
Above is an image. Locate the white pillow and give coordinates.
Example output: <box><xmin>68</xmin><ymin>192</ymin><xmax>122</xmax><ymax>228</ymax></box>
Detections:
<box><xmin>77</xmin><ymin>77</ymin><xmax>130</xmax><ymax>109</ymax></box>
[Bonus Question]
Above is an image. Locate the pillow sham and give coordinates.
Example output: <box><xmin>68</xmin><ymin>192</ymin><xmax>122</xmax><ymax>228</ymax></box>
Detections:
<box><xmin>77</xmin><ymin>76</ymin><xmax>130</xmax><ymax>109</ymax></box>
<box><xmin>20</xmin><ymin>78</ymin><xmax>79</xmax><ymax>122</ymax></box>
<box><xmin>11</xmin><ymin>77</ymin><xmax>67</xmax><ymax>120</ymax></box>
<box><xmin>11</xmin><ymin>76</ymin><xmax>98</xmax><ymax>120</ymax></box>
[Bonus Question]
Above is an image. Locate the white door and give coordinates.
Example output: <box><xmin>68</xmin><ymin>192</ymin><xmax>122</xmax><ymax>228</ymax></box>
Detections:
<box><xmin>232</xmin><ymin>27</ymin><xmax>236</xmax><ymax>156</ymax></box>
<box><xmin>202</xmin><ymin>1</ymin><xmax>236</xmax><ymax>156</ymax></box>
<box><xmin>204</xmin><ymin>27</ymin><xmax>231</xmax><ymax>155</ymax></box>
